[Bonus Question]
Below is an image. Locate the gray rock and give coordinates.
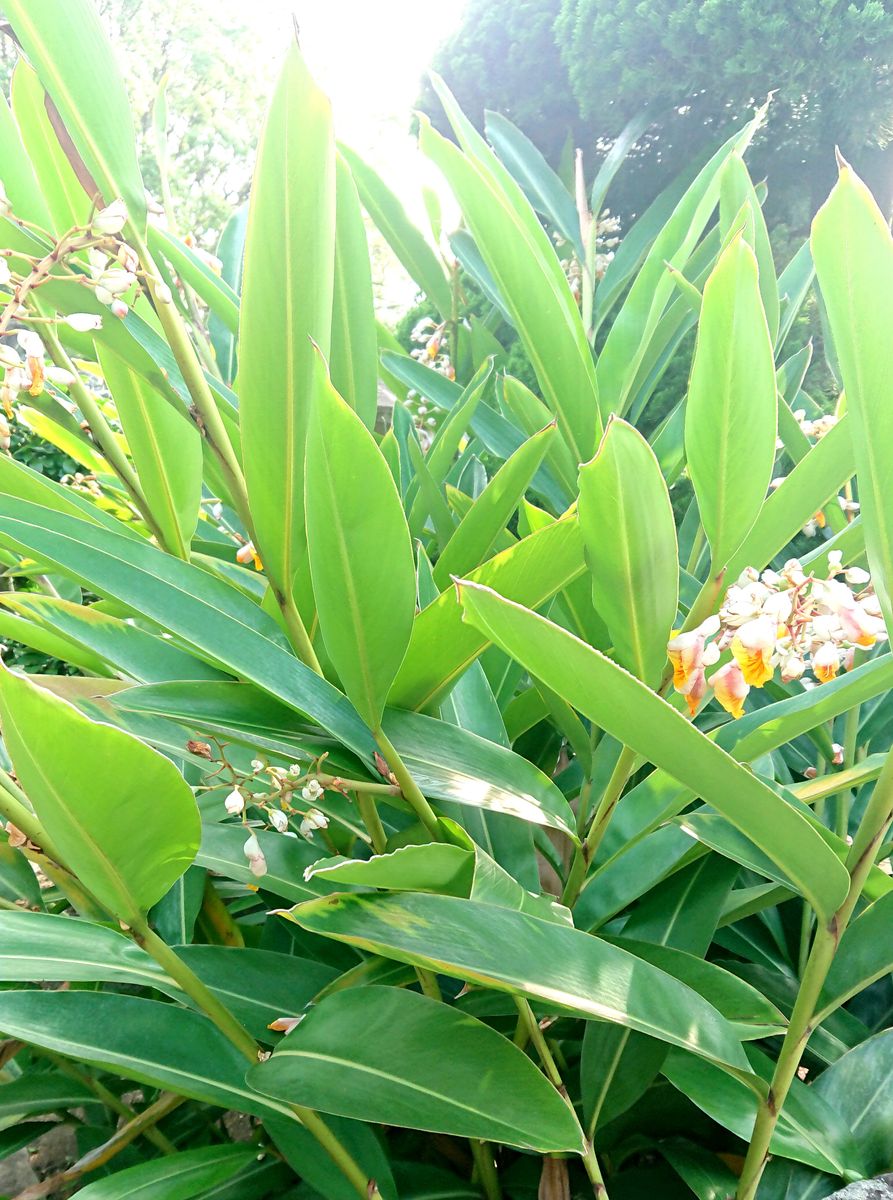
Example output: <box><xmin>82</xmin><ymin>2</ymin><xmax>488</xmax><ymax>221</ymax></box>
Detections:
<box><xmin>828</xmin><ymin>1176</ymin><xmax>893</xmax><ymax>1199</ymax></box>
<box><xmin>0</xmin><ymin>1147</ymin><xmax>38</xmax><ymax>1192</ymax></box>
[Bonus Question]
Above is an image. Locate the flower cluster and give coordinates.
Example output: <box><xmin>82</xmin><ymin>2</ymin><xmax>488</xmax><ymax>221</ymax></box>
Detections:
<box><xmin>668</xmin><ymin>554</ymin><xmax>886</xmax><ymax>719</ymax></box>
<box><xmin>410</xmin><ymin>317</ymin><xmax>453</xmax><ymax>381</ymax></box>
<box><xmin>222</xmin><ymin>759</ymin><xmax>331</xmax><ymax>879</ymax></box>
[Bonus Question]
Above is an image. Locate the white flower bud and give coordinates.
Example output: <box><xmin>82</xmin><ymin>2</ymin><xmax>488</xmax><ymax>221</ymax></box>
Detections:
<box><xmin>65</xmin><ymin>313</ymin><xmax>103</xmax><ymax>332</ymax></box>
<box><xmin>96</xmin><ymin>268</ymin><xmax>135</xmax><ymax>297</ymax></box>
<box><xmin>248</xmin><ymin>851</ymin><xmax>267</xmax><ymax>878</ymax></box>
<box><xmin>268</xmin><ymin>809</ymin><xmax>288</xmax><ymax>833</ymax></box>
<box><xmin>117</xmin><ymin>244</ymin><xmax>139</xmax><ymax>272</ymax></box>
<box><xmin>243</xmin><ymin>832</ymin><xmax>262</xmax><ymax>859</ymax></box>
<box><xmin>44</xmin><ymin>367</ymin><xmax>75</xmax><ymax>387</ymax></box>
<box><xmin>153</xmin><ymin>281</ymin><xmax>173</xmax><ymax>304</ymax></box>
<box><xmin>832</xmin><ymin>742</ymin><xmax>845</xmax><ymax>766</ymax></box>
<box><xmin>110</xmin><ymin>299</ymin><xmax>129</xmax><ymax>319</ymax></box>
<box><xmin>301</xmin><ymin>779</ymin><xmax>323</xmax><ymax>802</ymax></box>
<box><xmin>250</xmin><ymin>759</ymin><xmax>264</xmax><ymax>773</ymax></box>
<box><xmin>16</xmin><ymin>330</ymin><xmax>44</xmax><ymax>358</ymax></box>
<box><xmin>0</xmin><ymin>344</ymin><xmax>21</xmax><ymax>369</ymax></box>
<box><xmin>844</xmin><ymin>566</ymin><xmax>870</xmax><ymax>586</ymax></box>
<box><xmin>91</xmin><ymin>198</ymin><xmax>128</xmax><ymax>236</ymax></box>
<box><xmin>224</xmin><ymin>788</ymin><xmax>244</xmax><ymax>815</ymax></box>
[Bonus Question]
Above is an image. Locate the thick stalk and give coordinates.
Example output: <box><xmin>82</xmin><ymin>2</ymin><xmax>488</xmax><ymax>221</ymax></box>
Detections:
<box><xmin>470</xmin><ymin>1139</ymin><xmax>502</xmax><ymax>1200</ymax></box>
<box><xmin>561</xmin><ymin>745</ymin><xmax>637</xmax><ymax>908</ymax></box>
<box><xmin>736</xmin><ymin>750</ymin><xmax>893</xmax><ymax>1200</ymax></box>
<box><xmin>374</xmin><ymin>728</ymin><xmax>442</xmax><ymax>840</ymax></box>
<box><xmin>835</xmin><ymin>702</ymin><xmax>861</xmax><ymax>839</ymax></box>
<box><xmin>513</xmin><ymin>999</ymin><xmax>609</xmax><ymax>1199</ymax></box>
<box><xmin>357</xmin><ymin>792</ymin><xmax>388</xmax><ymax>854</ymax></box>
<box><xmin>130</xmin><ymin>916</ymin><xmax>380</xmax><ymax>1200</ymax></box>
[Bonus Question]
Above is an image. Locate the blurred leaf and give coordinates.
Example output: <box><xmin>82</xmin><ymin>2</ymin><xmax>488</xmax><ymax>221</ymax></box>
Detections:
<box><xmin>331</xmin><ymin>153</ymin><xmax>378</xmax><ymax>429</ymax></box>
<box><xmin>73</xmin><ymin>1147</ymin><xmax>256</xmax><ymax>1200</ymax></box>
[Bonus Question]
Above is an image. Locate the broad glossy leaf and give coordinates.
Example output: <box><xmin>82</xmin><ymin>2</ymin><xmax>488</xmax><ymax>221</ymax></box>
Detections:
<box><xmin>340</xmin><ymin>144</ymin><xmax>451</xmax><ymax>319</ymax></box>
<box><xmin>99</xmin><ymin>343</ymin><xmax>201</xmax><ymax>558</ymax></box>
<box><xmin>578</xmin><ymin>416</ymin><xmax>678</xmax><ymax>685</ymax></box>
<box><xmin>766</xmin><ymin>1030</ymin><xmax>893</xmax><ymax>1189</ymax></box>
<box><xmin>284</xmin><ymin>892</ymin><xmax>750</xmax><ymax>1072</ymax></box>
<box><xmin>0</xmin><ymin>497</ymin><xmax>374</xmax><ymax>759</ymax></box>
<box><xmin>331</xmin><ymin>153</ymin><xmax>378</xmax><ymax>429</ymax></box>
<box><xmin>812</xmin><ymin>161</ymin><xmax>893</xmax><ymax>636</ymax></box>
<box><xmin>390</xmin><ymin>514</ymin><xmax>586</xmax><ymax>710</ymax></box>
<box><xmin>239</xmin><ymin>42</ymin><xmax>334</xmax><ymax>604</ymax></box>
<box><xmin>0</xmin><ymin>81</ymin><xmax>52</xmax><ymax>228</ymax></box>
<box><xmin>685</xmin><ymin>235</ymin><xmax>777</xmax><ymax>570</ymax></box>
<box><xmin>308</xmin><ymin>843</ymin><xmax>474</xmax><ymax>895</ymax></box>
<box><xmin>0</xmin><ymin>665</ymin><xmax>199</xmax><ymax>921</ymax></box>
<box><xmin>0</xmin><ymin>991</ymin><xmax>291</xmax><ymax>1118</ymax></box>
<box><xmin>74</xmin><ymin>1147</ymin><xmax>255</xmax><ymax>1200</ymax></box>
<box><xmin>422</xmin><ymin>80</ymin><xmax>600</xmax><ymax>461</ymax></box>
<box><xmin>306</xmin><ymin>355</ymin><xmax>415</xmax><ymax>729</ymax></box>
<box><xmin>5</xmin><ymin>0</ymin><xmax>146</xmax><ymax>223</ymax></box>
<box><xmin>456</xmin><ymin>583</ymin><xmax>850</xmax><ymax>921</ymax></box>
<box><xmin>249</xmin><ymin>986</ymin><xmax>584</xmax><ymax>1153</ymax></box>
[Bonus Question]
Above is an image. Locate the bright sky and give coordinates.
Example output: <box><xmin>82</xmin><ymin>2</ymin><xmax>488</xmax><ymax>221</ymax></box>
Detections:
<box><xmin>252</xmin><ymin>0</ymin><xmax>468</xmax><ymax>314</ymax></box>
<box><xmin>258</xmin><ymin>0</ymin><xmax>467</xmax><ymax>185</ymax></box>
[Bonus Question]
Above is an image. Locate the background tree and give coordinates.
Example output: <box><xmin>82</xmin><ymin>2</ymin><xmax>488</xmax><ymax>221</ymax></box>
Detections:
<box><xmin>558</xmin><ymin>0</ymin><xmax>893</xmax><ymax>224</ymax></box>
<box><xmin>416</xmin><ymin>0</ymin><xmax>596</xmax><ymax>170</ymax></box>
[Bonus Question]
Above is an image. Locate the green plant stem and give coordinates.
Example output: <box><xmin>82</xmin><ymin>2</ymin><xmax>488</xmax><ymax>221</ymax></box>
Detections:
<box><xmin>513</xmin><ymin>999</ymin><xmax>609</xmax><ymax>1198</ymax></box>
<box><xmin>43</xmin><ymin>1051</ymin><xmax>177</xmax><ymax>1154</ymax></box>
<box><xmin>130</xmin><ymin>915</ymin><xmax>258</xmax><ymax>1058</ymax></box>
<box><xmin>130</xmin><ymin>915</ymin><xmax>381</xmax><ymax>1199</ymax></box>
<box><xmin>278</xmin><ymin>592</ymin><xmax>324</xmax><ymax>674</ymax></box>
<box><xmin>40</xmin><ymin>324</ymin><xmax>171</xmax><ymax>551</ymax></box>
<box><xmin>561</xmin><ymin>745</ymin><xmax>637</xmax><ymax>908</ymax></box>
<box><xmin>836</xmin><ymin>702</ymin><xmax>861</xmax><ymax>839</ymax></box>
<box><xmin>374</xmin><ymin>728</ymin><xmax>443</xmax><ymax>840</ymax></box>
<box><xmin>0</xmin><ymin>769</ymin><xmax>68</xmax><ymax>868</ymax></box>
<box><xmin>357</xmin><ymin>792</ymin><xmax>388</xmax><ymax>853</ymax></box>
<box><xmin>736</xmin><ymin>749</ymin><xmax>893</xmax><ymax>1200</ymax></box>
<box><xmin>470</xmin><ymin>1138</ymin><xmax>502</xmax><ymax>1200</ymax></box>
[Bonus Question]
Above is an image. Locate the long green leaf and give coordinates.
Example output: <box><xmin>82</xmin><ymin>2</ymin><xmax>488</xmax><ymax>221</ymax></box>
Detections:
<box><xmin>238</xmin><ymin>41</ymin><xmax>335</xmax><ymax>605</ymax></box>
<box><xmin>578</xmin><ymin>416</ymin><xmax>678</xmax><ymax>685</ymax></box>
<box><xmin>0</xmin><ymin>991</ymin><xmax>291</xmax><ymax>1118</ymax></box>
<box><xmin>0</xmin><ymin>496</ymin><xmax>374</xmax><ymax>759</ymax></box>
<box><xmin>306</xmin><ymin>354</ymin><xmax>415</xmax><ymax>729</ymax></box>
<box><xmin>390</xmin><ymin>515</ymin><xmax>586</xmax><ymax>710</ymax></box>
<box><xmin>74</xmin><ymin>1147</ymin><xmax>256</xmax><ymax>1200</ymax></box>
<box><xmin>330</xmin><ymin>153</ymin><xmax>378</xmax><ymax>429</ymax></box>
<box><xmin>99</xmin><ymin>343</ymin><xmax>201</xmax><ymax>558</ymax></box>
<box><xmin>285</xmin><ymin>891</ymin><xmax>749</xmax><ymax>1075</ymax></box>
<box><xmin>249</xmin><ymin>986</ymin><xmax>584</xmax><ymax>1153</ymax></box>
<box><xmin>4</xmin><ymin>0</ymin><xmax>146</xmax><ymax>223</ymax></box>
<box><xmin>0</xmin><ymin>666</ymin><xmax>199</xmax><ymax>921</ymax></box>
<box><xmin>685</xmin><ymin>234</ymin><xmax>777</xmax><ymax>570</ymax></box>
<box><xmin>457</xmin><ymin>582</ymin><xmax>850</xmax><ymax>921</ymax></box>
<box><xmin>421</xmin><ymin>79</ymin><xmax>600</xmax><ymax>462</ymax></box>
<box><xmin>812</xmin><ymin>159</ymin><xmax>893</xmax><ymax>636</ymax></box>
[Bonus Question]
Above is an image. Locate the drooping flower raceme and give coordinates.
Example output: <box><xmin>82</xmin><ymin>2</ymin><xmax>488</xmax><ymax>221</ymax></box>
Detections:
<box><xmin>668</xmin><ymin>555</ymin><xmax>886</xmax><ymax>718</ymax></box>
